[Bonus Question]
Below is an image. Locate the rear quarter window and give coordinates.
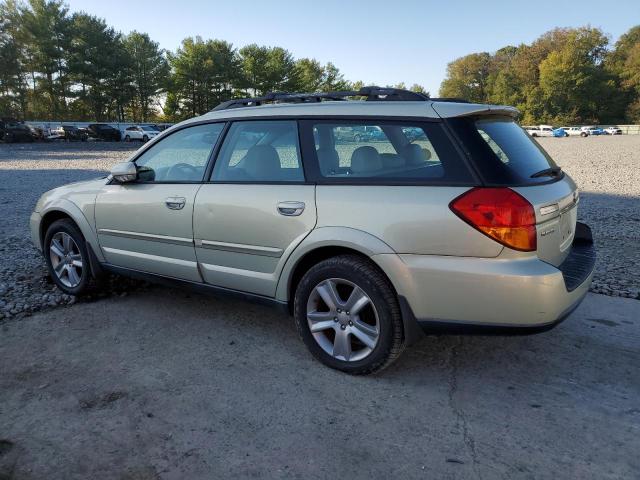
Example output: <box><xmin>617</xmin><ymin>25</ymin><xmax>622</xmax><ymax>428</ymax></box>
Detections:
<box><xmin>448</xmin><ymin>116</ymin><xmax>560</xmax><ymax>186</ymax></box>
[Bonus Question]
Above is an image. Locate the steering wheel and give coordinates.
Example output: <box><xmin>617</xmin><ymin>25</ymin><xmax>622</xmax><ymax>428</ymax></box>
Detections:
<box><xmin>166</xmin><ymin>162</ymin><xmax>199</xmax><ymax>180</ymax></box>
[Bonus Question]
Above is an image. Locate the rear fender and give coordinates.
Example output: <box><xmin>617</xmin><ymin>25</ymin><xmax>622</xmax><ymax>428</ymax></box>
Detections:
<box><xmin>275</xmin><ymin>226</ymin><xmax>396</xmax><ymax>303</ymax></box>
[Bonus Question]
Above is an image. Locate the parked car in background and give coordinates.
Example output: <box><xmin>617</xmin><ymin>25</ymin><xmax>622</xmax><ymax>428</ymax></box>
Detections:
<box><xmin>604</xmin><ymin>126</ymin><xmax>622</xmax><ymax>135</ymax></box>
<box><xmin>46</xmin><ymin>126</ymin><xmax>65</xmax><ymax>141</ymax></box>
<box><xmin>87</xmin><ymin>124</ymin><xmax>121</xmax><ymax>141</ymax></box>
<box><xmin>552</xmin><ymin>127</ymin><xmax>568</xmax><ymax>137</ymax></box>
<box><xmin>123</xmin><ymin>125</ymin><xmax>160</xmax><ymax>142</ymax></box>
<box><xmin>581</xmin><ymin>126</ymin><xmax>604</xmax><ymax>136</ymax></box>
<box><xmin>564</xmin><ymin>127</ymin><xmax>588</xmax><ymax>137</ymax></box>
<box><xmin>27</xmin><ymin>124</ymin><xmax>46</xmax><ymax>141</ymax></box>
<box><xmin>1</xmin><ymin>120</ymin><xmax>35</xmax><ymax>143</ymax></box>
<box><xmin>30</xmin><ymin>87</ymin><xmax>596</xmax><ymax>374</ymax></box>
<box><xmin>62</xmin><ymin>125</ymin><xmax>88</xmax><ymax>141</ymax></box>
<box><xmin>524</xmin><ymin>125</ymin><xmax>554</xmax><ymax>137</ymax></box>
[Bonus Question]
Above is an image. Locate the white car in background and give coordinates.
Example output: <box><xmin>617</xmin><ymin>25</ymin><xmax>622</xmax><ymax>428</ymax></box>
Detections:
<box><xmin>123</xmin><ymin>125</ymin><xmax>160</xmax><ymax>142</ymax></box>
<box><xmin>525</xmin><ymin>125</ymin><xmax>554</xmax><ymax>137</ymax></box>
<box><xmin>564</xmin><ymin>127</ymin><xmax>588</xmax><ymax>137</ymax></box>
<box><xmin>604</xmin><ymin>126</ymin><xmax>622</xmax><ymax>135</ymax></box>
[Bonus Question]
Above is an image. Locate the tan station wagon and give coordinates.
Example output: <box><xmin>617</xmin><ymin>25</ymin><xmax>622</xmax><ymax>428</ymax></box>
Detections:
<box><xmin>30</xmin><ymin>87</ymin><xmax>596</xmax><ymax>374</ymax></box>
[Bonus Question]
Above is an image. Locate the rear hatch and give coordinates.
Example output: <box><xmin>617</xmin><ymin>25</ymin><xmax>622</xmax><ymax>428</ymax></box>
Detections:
<box><xmin>442</xmin><ymin>113</ymin><xmax>578</xmax><ymax>267</ymax></box>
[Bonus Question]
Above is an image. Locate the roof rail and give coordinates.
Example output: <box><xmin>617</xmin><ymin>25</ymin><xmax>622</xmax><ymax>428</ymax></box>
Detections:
<box><xmin>429</xmin><ymin>97</ymin><xmax>470</xmax><ymax>103</ymax></box>
<box><xmin>211</xmin><ymin>86</ymin><xmax>430</xmax><ymax>111</ymax></box>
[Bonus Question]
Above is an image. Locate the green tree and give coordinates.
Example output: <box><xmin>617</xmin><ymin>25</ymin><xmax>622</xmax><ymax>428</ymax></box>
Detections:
<box><xmin>439</xmin><ymin>52</ymin><xmax>492</xmax><ymax>102</ymax></box>
<box><xmin>607</xmin><ymin>25</ymin><xmax>640</xmax><ymax>122</ymax></box>
<box><xmin>0</xmin><ymin>0</ymin><xmax>28</xmax><ymax>117</ymax></box>
<box><xmin>538</xmin><ymin>27</ymin><xmax>613</xmax><ymax>123</ymax></box>
<box><xmin>320</xmin><ymin>62</ymin><xmax>349</xmax><ymax>91</ymax></box>
<box><xmin>67</xmin><ymin>12</ymin><xmax>124</xmax><ymax>120</ymax></box>
<box><xmin>409</xmin><ymin>83</ymin><xmax>428</xmax><ymax>95</ymax></box>
<box><xmin>167</xmin><ymin>36</ymin><xmax>242</xmax><ymax>118</ymax></box>
<box><xmin>123</xmin><ymin>31</ymin><xmax>169</xmax><ymax>121</ymax></box>
<box><xmin>294</xmin><ymin>58</ymin><xmax>324</xmax><ymax>91</ymax></box>
<box><xmin>238</xmin><ymin>44</ymin><xmax>298</xmax><ymax>95</ymax></box>
<box><xmin>19</xmin><ymin>0</ymin><xmax>72</xmax><ymax>119</ymax></box>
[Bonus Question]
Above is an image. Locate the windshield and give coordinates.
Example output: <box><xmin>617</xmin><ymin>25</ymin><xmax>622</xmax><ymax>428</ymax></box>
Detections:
<box><xmin>448</xmin><ymin>116</ymin><xmax>559</xmax><ymax>185</ymax></box>
<box><xmin>142</xmin><ymin>125</ymin><xmax>159</xmax><ymax>131</ymax></box>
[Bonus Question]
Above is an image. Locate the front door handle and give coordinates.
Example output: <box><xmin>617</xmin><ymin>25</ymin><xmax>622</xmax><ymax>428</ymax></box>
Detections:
<box><xmin>165</xmin><ymin>197</ymin><xmax>186</xmax><ymax>210</ymax></box>
<box><xmin>277</xmin><ymin>201</ymin><xmax>305</xmax><ymax>216</ymax></box>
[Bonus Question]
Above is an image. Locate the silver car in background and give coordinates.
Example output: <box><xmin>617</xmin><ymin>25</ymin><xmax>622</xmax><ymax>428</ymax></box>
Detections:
<box><xmin>30</xmin><ymin>87</ymin><xmax>596</xmax><ymax>374</ymax></box>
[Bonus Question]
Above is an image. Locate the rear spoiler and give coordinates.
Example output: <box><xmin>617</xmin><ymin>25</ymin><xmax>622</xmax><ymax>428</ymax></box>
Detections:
<box><xmin>432</xmin><ymin>103</ymin><xmax>519</xmax><ymax>119</ymax></box>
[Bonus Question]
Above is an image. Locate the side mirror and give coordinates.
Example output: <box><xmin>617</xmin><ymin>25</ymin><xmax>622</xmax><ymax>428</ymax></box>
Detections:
<box><xmin>110</xmin><ymin>161</ymin><xmax>137</xmax><ymax>183</ymax></box>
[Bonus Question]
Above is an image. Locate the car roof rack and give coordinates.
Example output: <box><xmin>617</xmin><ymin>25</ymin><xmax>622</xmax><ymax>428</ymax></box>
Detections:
<box><xmin>211</xmin><ymin>86</ymin><xmax>432</xmax><ymax>111</ymax></box>
<box><xmin>429</xmin><ymin>97</ymin><xmax>470</xmax><ymax>103</ymax></box>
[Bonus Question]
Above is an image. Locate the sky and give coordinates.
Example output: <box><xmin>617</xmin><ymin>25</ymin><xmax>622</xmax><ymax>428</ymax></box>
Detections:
<box><xmin>65</xmin><ymin>0</ymin><xmax>639</xmax><ymax>95</ymax></box>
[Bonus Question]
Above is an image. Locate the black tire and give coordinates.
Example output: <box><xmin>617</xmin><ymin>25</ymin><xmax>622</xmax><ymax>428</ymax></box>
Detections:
<box><xmin>294</xmin><ymin>254</ymin><xmax>404</xmax><ymax>374</ymax></box>
<box><xmin>124</xmin><ymin>135</ymin><xmax>130</xmax><ymax>142</ymax></box>
<box><xmin>43</xmin><ymin>218</ymin><xmax>99</xmax><ymax>296</ymax></box>
<box><xmin>142</xmin><ymin>135</ymin><xmax>148</xmax><ymax>142</ymax></box>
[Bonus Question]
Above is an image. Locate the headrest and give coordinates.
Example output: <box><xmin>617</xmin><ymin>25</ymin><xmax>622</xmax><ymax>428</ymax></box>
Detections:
<box><xmin>243</xmin><ymin>145</ymin><xmax>281</xmax><ymax>180</ymax></box>
<box><xmin>404</xmin><ymin>143</ymin><xmax>430</xmax><ymax>165</ymax></box>
<box><xmin>350</xmin><ymin>146</ymin><xmax>382</xmax><ymax>173</ymax></box>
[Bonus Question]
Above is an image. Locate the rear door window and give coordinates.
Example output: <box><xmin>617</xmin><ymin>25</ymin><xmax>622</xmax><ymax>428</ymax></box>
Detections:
<box><xmin>448</xmin><ymin>116</ymin><xmax>560</xmax><ymax>185</ymax></box>
<box><xmin>211</xmin><ymin>120</ymin><xmax>305</xmax><ymax>182</ymax></box>
<box><xmin>304</xmin><ymin>120</ymin><xmax>473</xmax><ymax>184</ymax></box>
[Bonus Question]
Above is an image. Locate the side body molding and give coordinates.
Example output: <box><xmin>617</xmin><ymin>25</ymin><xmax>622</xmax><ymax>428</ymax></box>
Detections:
<box><xmin>275</xmin><ymin>226</ymin><xmax>396</xmax><ymax>303</ymax></box>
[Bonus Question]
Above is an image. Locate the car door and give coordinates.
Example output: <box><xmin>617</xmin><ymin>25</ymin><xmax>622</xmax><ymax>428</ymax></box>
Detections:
<box><xmin>95</xmin><ymin>122</ymin><xmax>225</xmax><ymax>281</ymax></box>
<box><xmin>193</xmin><ymin>120</ymin><xmax>316</xmax><ymax>297</ymax></box>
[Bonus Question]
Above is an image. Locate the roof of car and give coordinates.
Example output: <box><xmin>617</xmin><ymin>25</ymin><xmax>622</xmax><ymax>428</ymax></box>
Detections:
<box><xmin>185</xmin><ymin>100</ymin><xmax>518</xmax><ymax>127</ymax></box>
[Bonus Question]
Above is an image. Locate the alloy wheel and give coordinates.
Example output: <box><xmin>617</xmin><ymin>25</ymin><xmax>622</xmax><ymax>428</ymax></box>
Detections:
<box><xmin>306</xmin><ymin>278</ymin><xmax>380</xmax><ymax>362</ymax></box>
<box><xmin>49</xmin><ymin>232</ymin><xmax>83</xmax><ymax>288</ymax></box>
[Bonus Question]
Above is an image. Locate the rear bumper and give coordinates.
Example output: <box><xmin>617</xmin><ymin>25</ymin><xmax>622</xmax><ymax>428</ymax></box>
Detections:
<box><xmin>373</xmin><ymin>223</ymin><xmax>596</xmax><ymax>339</ymax></box>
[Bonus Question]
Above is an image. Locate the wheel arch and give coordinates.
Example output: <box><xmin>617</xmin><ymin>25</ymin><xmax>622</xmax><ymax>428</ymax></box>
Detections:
<box><xmin>276</xmin><ymin>226</ymin><xmax>397</xmax><ymax>306</ymax></box>
<box><xmin>276</xmin><ymin>227</ymin><xmax>424</xmax><ymax>345</ymax></box>
<box><xmin>39</xmin><ymin>200</ymin><xmax>104</xmax><ymax>262</ymax></box>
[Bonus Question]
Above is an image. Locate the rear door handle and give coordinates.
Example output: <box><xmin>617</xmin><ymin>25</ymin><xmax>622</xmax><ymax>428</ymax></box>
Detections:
<box><xmin>165</xmin><ymin>197</ymin><xmax>186</xmax><ymax>210</ymax></box>
<box><xmin>277</xmin><ymin>201</ymin><xmax>305</xmax><ymax>216</ymax></box>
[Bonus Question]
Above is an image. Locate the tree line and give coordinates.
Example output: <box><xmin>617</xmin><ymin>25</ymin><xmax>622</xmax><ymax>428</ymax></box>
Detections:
<box><xmin>0</xmin><ymin>0</ymin><xmax>426</xmax><ymax>123</ymax></box>
<box><xmin>2</xmin><ymin>1</ymin><xmax>638</xmax><ymax>125</ymax></box>
<box><xmin>439</xmin><ymin>26</ymin><xmax>640</xmax><ymax>125</ymax></box>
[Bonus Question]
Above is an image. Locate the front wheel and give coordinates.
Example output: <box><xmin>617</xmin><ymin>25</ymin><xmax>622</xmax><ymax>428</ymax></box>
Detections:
<box><xmin>294</xmin><ymin>255</ymin><xmax>404</xmax><ymax>374</ymax></box>
<box><xmin>124</xmin><ymin>135</ymin><xmax>131</xmax><ymax>142</ymax></box>
<box><xmin>142</xmin><ymin>135</ymin><xmax>148</xmax><ymax>142</ymax></box>
<box><xmin>44</xmin><ymin>219</ymin><xmax>97</xmax><ymax>296</ymax></box>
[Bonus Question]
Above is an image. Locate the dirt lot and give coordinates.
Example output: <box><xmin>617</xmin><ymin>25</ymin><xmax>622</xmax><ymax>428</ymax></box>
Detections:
<box><xmin>0</xmin><ymin>136</ymin><xmax>639</xmax><ymax>479</ymax></box>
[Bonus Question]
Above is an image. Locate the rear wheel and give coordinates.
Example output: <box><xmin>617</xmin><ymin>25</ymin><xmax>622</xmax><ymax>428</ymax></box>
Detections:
<box><xmin>44</xmin><ymin>219</ymin><xmax>99</xmax><ymax>296</ymax></box>
<box><xmin>294</xmin><ymin>255</ymin><xmax>404</xmax><ymax>374</ymax></box>
<box><xmin>142</xmin><ymin>135</ymin><xmax>149</xmax><ymax>142</ymax></box>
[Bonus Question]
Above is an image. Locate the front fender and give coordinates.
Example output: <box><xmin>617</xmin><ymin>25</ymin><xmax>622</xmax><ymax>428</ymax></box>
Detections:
<box><xmin>39</xmin><ymin>199</ymin><xmax>104</xmax><ymax>262</ymax></box>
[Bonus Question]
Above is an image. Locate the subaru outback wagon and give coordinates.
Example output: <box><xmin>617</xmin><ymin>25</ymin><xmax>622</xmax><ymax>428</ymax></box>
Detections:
<box><xmin>31</xmin><ymin>87</ymin><xmax>596</xmax><ymax>374</ymax></box>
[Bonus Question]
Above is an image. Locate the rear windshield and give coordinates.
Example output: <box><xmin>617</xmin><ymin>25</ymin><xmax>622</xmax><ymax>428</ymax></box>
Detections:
<box><xmin>448</xmin><ymin>116</ymin><xmax>559</xmax><ymax>185</ymax></box>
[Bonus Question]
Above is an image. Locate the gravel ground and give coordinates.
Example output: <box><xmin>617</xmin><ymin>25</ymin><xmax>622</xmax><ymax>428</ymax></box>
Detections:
<box><xmin>0</xmin><ymin>136</ymin><xmax>638</xmax><ymax>321</ymax></box>
<box><xmin>539</xmin><ymin>136</ymin><xmax>640</xmax><ymax>298</ymax></box>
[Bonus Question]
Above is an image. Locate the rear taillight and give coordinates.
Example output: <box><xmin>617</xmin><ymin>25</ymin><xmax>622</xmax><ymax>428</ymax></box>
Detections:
<box><xmin>449</xmin><ymin>187</ymin><xmax>537</xmax><ymax>251</ymax></box>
